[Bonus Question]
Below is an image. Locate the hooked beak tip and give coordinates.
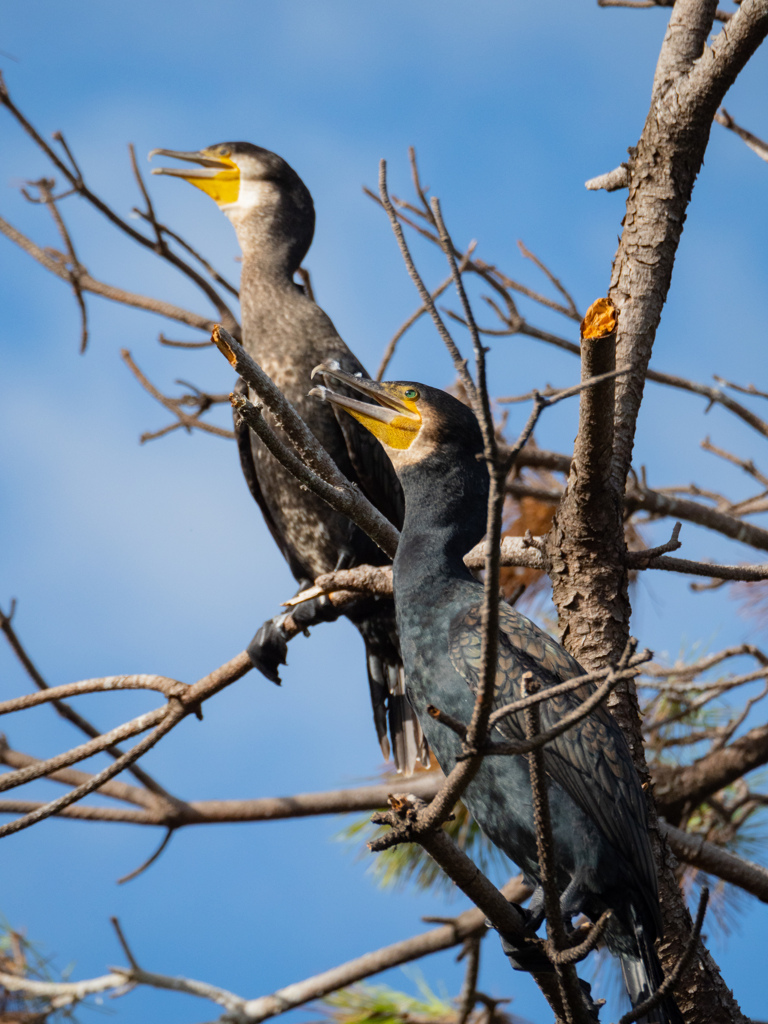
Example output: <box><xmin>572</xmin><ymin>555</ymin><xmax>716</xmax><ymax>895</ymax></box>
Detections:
<box><xmin>311</xmin><ymin>360</ymin><xmax>340</xmax><ymax>380</ymax></box>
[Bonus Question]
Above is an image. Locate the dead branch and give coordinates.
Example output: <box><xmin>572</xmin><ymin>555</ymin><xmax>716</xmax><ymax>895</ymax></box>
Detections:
<box><xmin>0</xmin><ymin>74</ymin><xmax>240</xmax><ymax>333</ymax></box>
<box><xmin>660</xmin><ymin>822</ymin><xmax>768</xmax><ymax>903</ymax></box>
<box><xmin>0</xmin><ymin>213</ymin><xmax>223</xmax><ymax>334</ymax></box>
<box><xmin>376</xmin><ymin>245</ymin><xmax>476</xmax><ymax>381</ymax></box>
<box><xmin>0</xmin><ymin>741</ymin><xmax>153</xmax><ymax>808</ymax></box>
<box><xmin>507</xmin><ymin>473</ymin><xmax>768</xmax><ymax>554</ymax></box>
<box><xmin>26</xmin><ymin>177</ymin><xmax>90</xmax><ymax>351</ymax></box>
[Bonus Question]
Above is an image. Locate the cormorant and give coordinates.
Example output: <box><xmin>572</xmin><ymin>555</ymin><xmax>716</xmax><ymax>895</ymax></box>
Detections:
<box><xmin>310</xmin><ymin>366</ymin><xmax>682</xmax><ymax>1024</ymax></box>
<box><xmin>149</xmin><ymin>143</ymin><xmax>426</xmax><ymax>773</ymax></box>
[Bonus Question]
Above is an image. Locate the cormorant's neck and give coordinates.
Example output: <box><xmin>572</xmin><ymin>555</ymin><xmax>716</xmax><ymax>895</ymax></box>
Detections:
<box><xmin>393</xmin><ymin>449</ymin><xmax>488</xmax><ymax>596</ymax></box>
<box><xmin>228</xmin><ymin>210</ymin><xmax>302</xmax><ymax>284</ymax></box>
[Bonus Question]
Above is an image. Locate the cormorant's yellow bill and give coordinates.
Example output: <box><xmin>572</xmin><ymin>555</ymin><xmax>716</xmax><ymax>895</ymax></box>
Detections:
<box><xmin>310</xmin><ymin>363</ymin><xmax>422</xmax><ymax>451</ymax></box>
<box><xmin>149</xmin><ymin>146</ymin><xmax>240</xmax><ymax>206</ymax></box>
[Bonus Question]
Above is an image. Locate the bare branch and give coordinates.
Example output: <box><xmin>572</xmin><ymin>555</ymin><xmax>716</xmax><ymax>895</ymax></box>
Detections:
<box><xmin>661</xmin><ymin>822</ymin><xmax>768</xmax><ymax>903</ymax></box>
<box><xmin>0</xmin><ymin>774</ymin><xmax>445</xmax><ymax>828</ymax></box>
<box><xmin>0</xmin><ymin>651</ymin><xmax>250</xmax><ymax>838</ymax></box>
<box><xmin>0</xmin><ymin>601</ymin><xmax>172</xmax><ymax>798</ymax></box>
<box><xmin>701</xmin><ymin>436</ymin><xmax>768</xmax><ymax>489</ymax></box>
<box><xmin>376</xmin><ymin>247</ymin><xmax>476</xmax><ymax>380</ymax></box>
<box><xmin>625</xmin><ymin>554</ymin><xmax>768</xmax><ymax>582</ymax></box>
<box><xmin>0</xmin><ymin>673</ymin><xmax>185</xmax><ymax>716</ymax></box>
<box><xmin>0</xmin><ymin>741</ymin><xmax>154</xmax><ymax>808</ymax></box>
<box><xmin>0</xmin><ymin>879</ymin><xmax>532</xmax><ymax>1023</ymax></box>
<box><xmin>28</xmin><ymin>177</ymin><xmax>90</xmax><ymax>351</ymax></box>
<box><xmin>116</xmin><ymin>830</ymin><xmax>175</xmax><ymax>884</ymax></box>
<box><xmin>517</xmin><ymin>240</ymin><xmax>579</xmax><ymax>318</ymax></box>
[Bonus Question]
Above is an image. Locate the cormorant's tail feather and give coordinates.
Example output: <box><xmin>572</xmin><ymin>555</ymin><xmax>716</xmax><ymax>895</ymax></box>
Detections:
<box><xmin>357</xmin><ymin>619</ymin><xmax>429</xmax><ymax>774</ymax></box>
<box><xmin>387</xmin><ymin>664</ymin><xmax>429</xmax><ymax>774</ymax></box>
<box><xmin>363</xmin><ymin>642</ymin><xmax>391</xmax><ymax>761</ymax></box>
<box><xmin>620</xmin><ymin>923</ymin><xmax>684</xmax><ymax>1024</ymax></box>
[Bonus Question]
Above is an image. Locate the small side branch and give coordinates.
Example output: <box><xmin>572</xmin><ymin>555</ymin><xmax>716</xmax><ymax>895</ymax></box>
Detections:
<box><xmin>121</xmin><ymin>349</ymin><xmax>235</xmax><ymax>442</ymax></box>
<box><xmin>584</xmin><ymin>163</ymin><xmax>631</xmax><ymax>192</ymax></box>
<box><xmin>715</xmin><ymin>107</ymin><xmax>768</xmax><ymax>163</ymax></box>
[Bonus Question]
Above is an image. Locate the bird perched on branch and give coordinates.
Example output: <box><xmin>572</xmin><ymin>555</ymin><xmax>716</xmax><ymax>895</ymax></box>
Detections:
<box><xmin>311</xmin><ymin>366</ymin><xmax>682</xmax><ymax>1024</ymax></box>
<box><xmin>150</xmin><ymin>142</ymin><xmax>426</xmax><ymax>773</ymax></box>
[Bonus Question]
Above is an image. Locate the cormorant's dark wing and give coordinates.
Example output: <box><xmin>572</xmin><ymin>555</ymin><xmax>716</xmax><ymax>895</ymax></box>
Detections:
<box><xmin>233</xmin><ymin>378</ymin><xmax>308</xmax><ymax>581</ymax></box>
<box><xmin>320</xmin><ymin>353</ymin><xmax>405</xmax><ymax>530</ymax></box>
<box><xmin>449</xmin><ymin>602</ymin><xmax>659</xmax><ymax>924</ymax></box>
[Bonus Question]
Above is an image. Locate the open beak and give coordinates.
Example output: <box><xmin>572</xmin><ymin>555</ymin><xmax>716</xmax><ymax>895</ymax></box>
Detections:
<box><xmin>149</xmin><ymin>148</ymin><xmax>240</xmax><ymax>205</ymax></box>
<box><xmin>310</xmin><ymin>362</ymin><xmax>418</xmax><ymax>426</ymax></box>
<box><xmin>310</xmin><ymin>363</ymin><xmax>422</xmax><ymax>451</ymax></box>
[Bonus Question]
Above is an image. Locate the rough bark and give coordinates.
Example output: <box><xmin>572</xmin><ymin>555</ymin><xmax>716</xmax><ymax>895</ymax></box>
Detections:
<box><xmin>547</xmin><ymin>312</ymin><xmax>629</xmax><ymax>673</ymax></box>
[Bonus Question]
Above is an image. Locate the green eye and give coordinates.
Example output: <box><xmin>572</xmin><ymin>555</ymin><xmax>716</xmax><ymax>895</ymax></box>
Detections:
<box><xmin>217</xmin><ymin>145</ymin><xmax>231</xmax><ymax>157</ymax></box>
<box><xmin>404</xmin><ymin>388</ymin><xmax>419</xmax><ymax>400</ymax></box>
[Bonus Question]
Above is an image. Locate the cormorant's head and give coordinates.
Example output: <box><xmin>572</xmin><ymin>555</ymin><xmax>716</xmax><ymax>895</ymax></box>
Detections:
<box><xmin>149</xmin><ymin>142</ymin><xmax>314</xmax><ymax>267</ymax></box>
<box><xmin>309</xmin><ymin>363</ymin><xmax>484</xmax><ymax>474</ymax></box>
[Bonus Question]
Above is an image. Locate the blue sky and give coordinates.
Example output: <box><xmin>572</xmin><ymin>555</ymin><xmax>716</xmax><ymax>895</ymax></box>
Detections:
<box><xmin>1</xmin><ymin>3</ymin><xmax>767</xmax><ymax>1023</ymax></box>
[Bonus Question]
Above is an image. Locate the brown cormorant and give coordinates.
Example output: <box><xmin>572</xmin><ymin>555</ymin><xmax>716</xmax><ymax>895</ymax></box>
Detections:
<box><xmin>149</xmin><ymin>143</ymin><xmax>426</xmax><ymax>772</ymax></box>
<box><xmin>311</xmin><ymin>366</ymin><xmax>682</xmax><ymax>1024</ymax></box>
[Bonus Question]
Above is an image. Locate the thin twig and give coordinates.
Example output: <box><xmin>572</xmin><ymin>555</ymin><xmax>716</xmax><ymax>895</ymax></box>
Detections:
<box><xmin>517</xmin><ymin>240</ymin><xmax>579</xmax><ymax>318</ymax></box>
<box><xmin>29</xmin><ymin>177</ymin><xmax>89</xmax><ymax>351</ymax></box>
<box><xmin>110</xmin><ymin>917</ymin><xmax>140</xmax><ymax>970</ymax></box>
<box><xmin>376</xmin><ymin>267</ymin><xmax>464</xmax><ymax>381</ymax></box>
<box><xmin>122</xmin><ymin>349</ymin><xmax>235</xmax><ymax>441</ymax></box>
<box><xmin>715</xmin><ymin>107</ymin><xmax>768</xmax><ymax>162</ymax></box>
<box><xmin>377</xmin><ymin>162</ymin><xmax>477</xmax><ymax>403</ymax></box>
<box><xmin>134</xmin><ymin>209</ymin><xmax>240</xmax><ymax>298</ymax></box>
<box><xmin>128</xmin><ymin>143</ymin><xmax>166</xmax><ymax>251</ymax></box>
<box><xmin>117</xmin><ymin>829</ymin><xmax>176</xmax><ymax>885</ymax></box>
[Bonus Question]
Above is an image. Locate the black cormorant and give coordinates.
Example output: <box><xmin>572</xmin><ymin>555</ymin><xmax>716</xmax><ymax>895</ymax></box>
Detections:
<box><xmin>150</xmin><ymin>143</ymin><xmax>426</xmax><ymax>772</ymax></box>
<box><xmin>310</xmin><ymin>366</ymin><xmax>682</xmax><ymax>1024</ymax></box>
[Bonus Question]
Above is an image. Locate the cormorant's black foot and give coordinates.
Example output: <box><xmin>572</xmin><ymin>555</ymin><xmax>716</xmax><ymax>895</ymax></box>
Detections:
<box><xmin>247</xmin><ymin>615</ymin><xmax>290</xmax><ymax>684</ymax></box>
<box><xmin>290</xmin><ymin>593</ymin><xmax>340</xmax><ymax>629</ymax></box>
<box><xmin>525</xmin><ymin>886</ymin><xmax>546</xmax><ymax>932</ymax></box>
<box><xmin>575</xmin><ymin>978</ymin><xmax>602</xmax><ymax>1023</ymax></box>
<box><xmin>247</xmin><ymin>595</ymin><xmax>343</xmax><ymax>684</ymax></box>
<box><xmin>498</xmin><ymin>929</ymin><xmax>553</xmax><ymax>974</ymax></box>
<box><xmin>497</xmin><ymin>901</ymin><xmax>552</xmax><ymax>973</ymax></box>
